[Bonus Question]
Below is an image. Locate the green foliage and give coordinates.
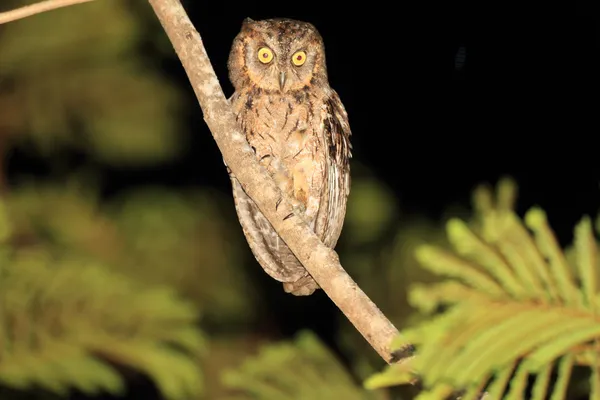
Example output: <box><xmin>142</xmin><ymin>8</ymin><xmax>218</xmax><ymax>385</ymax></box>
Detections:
<box><xmin>345</xmin><ymin>166</ymin><xmax>398</xmax><ymax>245</ymax></box>
<box><xmin>221</xmin><ymin>331</ymin><xmax>389</xmax><ymax>400</ymax></box>
<box><xmin>366</xmin><ymin>178</ymin><xmax>600</xmax><ymax>400</ymax></box>
<box><xmin>6</xmin><ymin>180</ymin><xmax>258</xmax><ymax>326</ymax></box>
<box><xmin>0</xmin><ymin>198</ymin><xmax>206</xmax><ymax>399</ymax></box>
<box><xmin>109</xmin><ymin>187</ymin><xmax>259</xmax><ymax>325</ymax></box>
<box><xmin>0</xmin><ymin>0</ymin><xmax>185</xmax><ymax>165</ymax></box>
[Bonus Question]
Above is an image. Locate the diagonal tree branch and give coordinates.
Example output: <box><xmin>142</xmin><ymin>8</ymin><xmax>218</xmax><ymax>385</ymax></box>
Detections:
<box><xmin>0</xmin><ymin>0</ymin><xmax>93</xmax><ymax>24</ymax></box>
<box><xmin>146</xmin><ymin>0</ymin><xmax>403</xmax><ymax>363</ymax></box>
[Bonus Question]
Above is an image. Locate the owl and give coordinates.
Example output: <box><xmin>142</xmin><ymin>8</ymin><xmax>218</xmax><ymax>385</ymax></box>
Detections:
<box><xmin>227</xmin><ymin>18</ymin><xmax>352</xmax><ymax>296</ymax></box>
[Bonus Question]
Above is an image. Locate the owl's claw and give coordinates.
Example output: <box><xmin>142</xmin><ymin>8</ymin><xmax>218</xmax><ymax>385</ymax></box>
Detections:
<box><xmin>281</xmin><ymin>200</ymin><xmax>308</xmax><ymax>223</ymax></box>
<box><xmin>292</xmin><ymin>201</ymin><xmax>306</xmax><ymax>215</ymax></box>
<box><xmin>283</xmin><ymin>213</ymin><xmax>294</xmax><ymax>221</ymax></box>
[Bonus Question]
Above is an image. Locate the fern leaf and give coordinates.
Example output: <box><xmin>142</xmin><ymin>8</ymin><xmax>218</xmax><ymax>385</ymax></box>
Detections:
<box><xmin>363</xmin><ymin>360</ymin><xmax>415</xmax><ymax>390</ymax></box>
<box><xmin>574</xmin><ymin>216</ymin><xmax>597</xmax><ymax>310</ymax></box>
<box><xmin>495</xmin><ymin>177</ymin><xmax>518</xmax><ymax>212</ymax></box>
<box><xmin>366</xmin><ymin>178</ymin><xmax>600</xmax><ymax>398</ymax></box>
<box><xmin>486</xmin><ymin>363</ymin><xmax>515</xmax><ymax>400</ymax></box>
<box><xmin>485</xmin><ymin>212</ymin><xmax>554</xmax><ymax>302</ymax></box>
<box><xmin>591</xmin><ymin>357</ymin><xmax>600</xmax><ymax>400</ymax></box>
<box><xmin>446</xmin><ymin>218</ymin><xmax>525</xmax><ymax>298</ymax></box>
<box><xmin>415</xmin><ymin>245</ymin><xmax>505</xmax><ymax>297</ymax></box>
<box><xmin>523</xmin><ymin>324</ymin><xmax>600</xmax><ymax>371</ymax></box>
<box><xmin>222</xmin><ymin>331</ymin><xmax>387</xmax><ymax>400</ymax></box>
<box><xmin>472</xmin><ymin>183</ymin><xmax>494</xmax><ymax>216</ymax></box>
<box><xmin>550</xmin><ymin>355</ymin><xmax>574</xmax><ymax>400</ymax></box>
<box><xmin>415</xmin><ymin>383</ymin><xmax>455</xmax><ymax>400</ymax></box>
<box><xmin>504</xmin><ymin>362</ymin><xmax>528</xmax><ymax>400</ymax></box>
<box><xmin>525</xmin><ymin>208</ymin><xmax>582</xmax><ymax>307</ymax></box>
<box><xmin>0</xmin><ymin>251</ymin><xmax>205</xmax><ymax>399</ymax></box>
<box><xmin>409</xmin><ymin>281</ymin><xmax>488</xmax><ymax>314</ymax></box>
<box><xmin>530</xmin><ymin>362</ymin><xmax>552</xmax><ymax>400</ymax></box>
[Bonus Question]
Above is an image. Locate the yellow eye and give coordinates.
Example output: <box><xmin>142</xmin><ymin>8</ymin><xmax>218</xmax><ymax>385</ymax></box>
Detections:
<box><xmin>258</xmin><ymin>47</ymin><xmax>273</xmax><ymax>63</ymax></box>
<box><xmin>292</xmin><ymin>51</ymin><xmax>307</xmax><ymax>66</ymax></box>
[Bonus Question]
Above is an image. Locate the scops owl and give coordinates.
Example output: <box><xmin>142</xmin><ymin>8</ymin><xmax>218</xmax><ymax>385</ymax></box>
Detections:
<box><xmin>227</xmin><ymin>18</ymin><xmax>352</xmax><ymax>296</ymax></box>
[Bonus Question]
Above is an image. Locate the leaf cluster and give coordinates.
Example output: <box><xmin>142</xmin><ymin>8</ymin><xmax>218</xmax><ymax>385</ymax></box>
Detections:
<box><xmin>0</xmin><ymin>0</ymin><xmax>185</xmax><ymax>165</ymax></box>
<box><xmin>221</xmin><ymin>331</ymin><xmax>389</xmax><ymax>400</ymax></box>
<box><xmin>367</xmin><ymin>178</ymin><xmax>600</xmax><ymax>400</ymax></box>
<box><xmin>0</xmin><ymin>196</ymin><xmax>206</xmax><ymax>399</ymax></box>
<box><xmin>7</xmin><ymin>179</ymin><xmax>259</xmax><ymax>326</ymax></box>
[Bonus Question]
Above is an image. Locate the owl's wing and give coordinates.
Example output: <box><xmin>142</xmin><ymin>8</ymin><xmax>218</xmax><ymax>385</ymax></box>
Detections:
<box><xmin>315</xmin><ymin>89</ymin><xmax>352</xmax><ymax>248</ymax></box>
<box><xmin>231</xmin><ymin>176</ymin><xmax>313</xmax><ymax>282</ymax></box>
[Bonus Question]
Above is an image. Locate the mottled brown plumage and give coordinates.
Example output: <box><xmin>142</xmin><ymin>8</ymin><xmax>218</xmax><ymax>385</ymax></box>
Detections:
<box><xmin>227</xmin><ymin>18</ymin><xmax>352</xmax><ymax>295</ymax></box>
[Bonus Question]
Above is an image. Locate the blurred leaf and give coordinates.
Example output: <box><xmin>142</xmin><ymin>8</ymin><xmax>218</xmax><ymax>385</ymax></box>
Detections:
<box><xmin>0</xmin><ymin>0</ymin><xmax>185</xmax><ymax>165</ymax></box>
<box><xmin>364</xmin><ymin>359</ymin><xmax>415</xmax><ymax>390</ymax></box>
<box><xmin>221</xmin><ymin>331</ymin><xmax>389</xmax><ymax>400</ymax></box>
<box><xmin>110</xmin><ymin>187</ymin><xmax>259</xmax><ymax>325</ymax></box>
<box><xmin>7</xmin><ymin>180</ymin><xmax>259</xmax><ymax>326</ymax></box>
<box><xmin>201</xmin><ymin>334</ymin><xmax>270</xmax><ymax>399</ymax></box>
<box><xmin>6</xmin><ymin>178</ymin><xmax>120</xmax><ymax>261</ymax></box>
<box><xmin>0</xmin><ymin>229</ymin><xmax>206</xmax><ymax>399</ymax></box>
<box><xmin>345</xmin><ymin>168</ymin><xmax>397</xmax><ymax>245</ymax></box>
<box><xmin>365</xmin><ymin>178</ymin><xmax>600</xmax><ymax>400</ymax></box>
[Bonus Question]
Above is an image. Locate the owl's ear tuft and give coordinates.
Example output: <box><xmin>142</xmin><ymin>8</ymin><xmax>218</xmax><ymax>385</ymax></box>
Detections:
<box><xmin>242</xmin><ymin>18</ymin><xmax>255</xmax><ymax>29</ymax></box>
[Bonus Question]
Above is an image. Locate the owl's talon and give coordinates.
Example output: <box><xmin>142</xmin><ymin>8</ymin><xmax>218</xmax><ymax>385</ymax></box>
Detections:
<box><xmin>276</xmin><ymin>197</ymin><xmax>282</xmax><ymax>211</ymax></box>
<box><xmin>293</xmin><ymin>202</ymin><xmax>306</xmax><ymax>214</ymax></box>
<box><xmin>283</xmin><ymin>213</ymin><xmax>294</xmax><ymax>221</ymax></box>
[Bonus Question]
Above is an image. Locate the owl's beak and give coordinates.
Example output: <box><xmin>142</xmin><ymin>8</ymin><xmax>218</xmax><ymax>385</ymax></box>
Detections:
<box><xmin>279</xmin><ymin>71</ymin><xmax>286</xmax><ymax>91</ymax></box>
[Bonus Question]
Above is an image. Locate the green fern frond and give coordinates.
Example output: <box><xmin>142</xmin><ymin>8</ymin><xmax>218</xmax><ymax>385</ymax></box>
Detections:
<box><xmin>109</xmin><ymin>187</ymin><xmax>258</xmax><ymax>324</ymax></box>
<box><xmin>7</xmin><ymin>181</ymin><xmax>258</xmax><ymax>325</ymax></box>
<box><xmin>0</xmin><ymin>248</ymin><xmax>206</xmax><ymax>399</ymax></box>
<box><xmin>222</xmin><ymin>331</ymin><xmax>388</xmax><ymax>400</ymax></box>
<box><xmin>366</xmin><ymin>178</ymin><xmax>600</xmax><ymax>399</ymax></box>
<box><xmin>410</xmin><ymin>212</ymin><xmax>599</xmax><ymax>397</ymax></box>
<box><xmin>471</xmin><ymin>176</ymin><xmax>517</xmax><ymax>219</ymax></box>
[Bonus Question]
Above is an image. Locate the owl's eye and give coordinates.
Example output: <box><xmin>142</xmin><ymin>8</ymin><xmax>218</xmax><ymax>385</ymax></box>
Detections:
<box><xmin>258</xmin><ymin>47</ymin><xmax>274</xmax><ymax>64</ymax></box>
<box><xmin>292</xmin><ymin>51</ymin><xmax>307</xmax><ymax>66</ymax></box>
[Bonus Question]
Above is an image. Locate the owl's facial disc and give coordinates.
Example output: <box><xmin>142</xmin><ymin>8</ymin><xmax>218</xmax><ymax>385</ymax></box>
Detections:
<box><xmin>228</xmin><ymin>19</ymin><xmax>328</xmax><ymax>93</ymax></box>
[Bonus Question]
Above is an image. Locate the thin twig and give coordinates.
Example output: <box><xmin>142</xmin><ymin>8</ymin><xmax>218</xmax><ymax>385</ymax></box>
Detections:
<box><xmin>0</xmin><ymin>0</ymin><xmax>94</xmax><ymax>24</ymax></box>
<box><xmin>147</xmin><ymin>0</ymin><xmax>404</xmax><ymax>363</ymax></box>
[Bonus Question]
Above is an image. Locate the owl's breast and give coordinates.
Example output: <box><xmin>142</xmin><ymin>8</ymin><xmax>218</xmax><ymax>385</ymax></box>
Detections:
<box><xmin>231</xmin><ymin>90</ymin><xmax>326</xmax><ymax>226</ymax></box>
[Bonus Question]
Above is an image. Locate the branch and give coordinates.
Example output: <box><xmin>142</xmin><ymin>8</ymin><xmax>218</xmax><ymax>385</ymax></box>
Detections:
<box><xmin>147</xmin><ymin>0</ymin><xmax>404</xmax><ymax>364</ymax></box>
<box><xmin>0</xmin><ymin>0</ymin><xmax>94</xmax><ymax>24</ymax></box>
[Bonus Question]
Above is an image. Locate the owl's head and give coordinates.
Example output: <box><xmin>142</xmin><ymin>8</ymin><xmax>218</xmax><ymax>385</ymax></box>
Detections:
<box><xmin>228</xmin><ymin>18</ymin><xmax>328</xmax><ymax>93</ymax></box>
